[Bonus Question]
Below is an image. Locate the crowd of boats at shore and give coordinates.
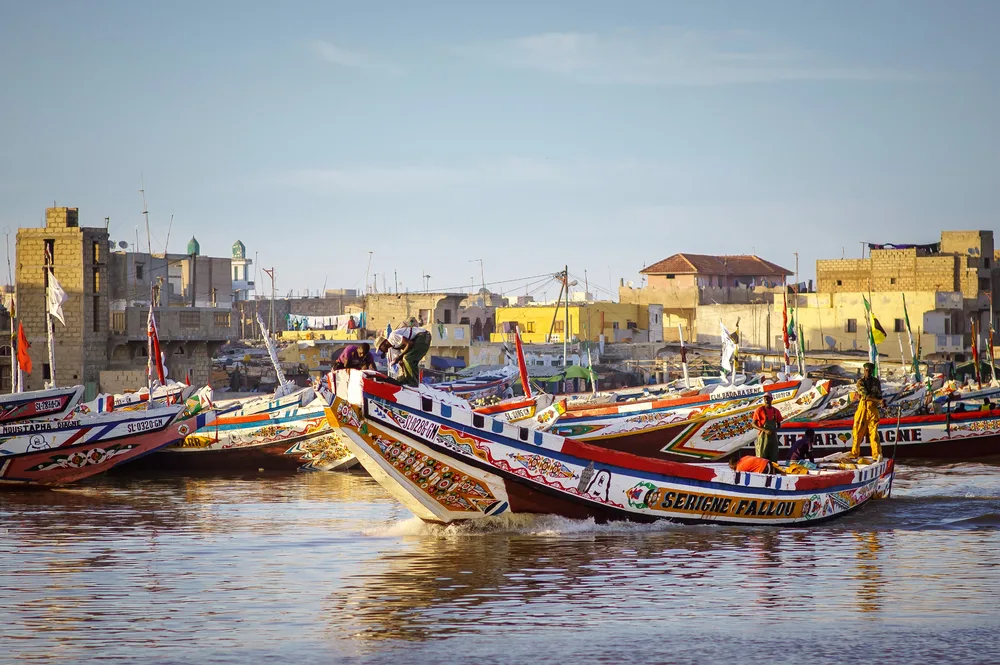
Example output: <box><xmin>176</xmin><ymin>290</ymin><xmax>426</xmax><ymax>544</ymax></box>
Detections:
<box><xmin>6</xmin><ymin>323</ymin><xmax>1000</xmax><ymax>529</ymax></box>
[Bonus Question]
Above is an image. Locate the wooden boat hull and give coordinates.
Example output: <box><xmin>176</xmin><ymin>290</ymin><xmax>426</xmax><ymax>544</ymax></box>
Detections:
<box><xmin>325</xmin><ymin>372</ymin><xmax>892</xmax><ymax>525</ymax></box>
<box><xmin>0</xmin><ymin>386</ymin><xmax>84</xmax><ymax>424</ymax></box>
<box><xmin>0</xmin><ymin>410</ymin><xmax>214</xmax><ymax>486</ymax></box>
<box><xmin>758</xmin><ymin>410</ymin><xmax>1000</xmax><ymax>460</ymax></box>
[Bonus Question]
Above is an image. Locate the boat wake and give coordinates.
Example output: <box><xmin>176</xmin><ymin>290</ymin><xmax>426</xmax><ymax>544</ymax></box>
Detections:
<box><xmin>363</xmin><ymin>514</ymin><xmax>685</xmax><ymax>539</ymax></box>
<box><xmin>891</xmin><ymin>463</ymin><xmax>1000</xmax><ymax>499</ymax></box>
<box><xmin>941</xmin><ymin>512</ymin><xmax>1000</xmax><ymax>529</ymax></box>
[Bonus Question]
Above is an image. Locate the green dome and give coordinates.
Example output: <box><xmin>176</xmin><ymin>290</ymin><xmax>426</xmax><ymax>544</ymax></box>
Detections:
<box><xmin>187</xmin><ymin>236</ymin><xmax>200</xmax><ymax>256</ymax></box>
<box><xmin>232</xmin><ymin>239</ymin><xmax>246</xmax><ymax>259</ymax></box>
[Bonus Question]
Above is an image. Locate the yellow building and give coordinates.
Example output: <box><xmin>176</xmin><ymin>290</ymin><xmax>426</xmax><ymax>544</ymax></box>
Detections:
<box><xmin>492</xmin><ymin>302</ymin><xmax>663</xmax><ymax>344</ymax></box>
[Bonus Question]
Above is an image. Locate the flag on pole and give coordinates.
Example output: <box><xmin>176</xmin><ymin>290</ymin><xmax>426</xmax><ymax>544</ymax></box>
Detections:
<box><xmin>972</xmin><ymin>317</ymin><xmax>983</xmax><ymax>389</ymax></box>
<box><xmin>781</xmin><ymin>291</ymin><xmax>790</xmax><ymax>372</ymax></box>
<box><xmin>514</xmin><ymin>325</ymin><xmax>532</xmax><ymax>399</ymax></box>
<box><xmin>862</xmin><ymin>296</ymin><xmax>880</xmax><ymax>372</ymax></box>
<box><xmin>902</xmin><ymin>293</ymin><xmax>921</xmax><ymax>381</ymax></box>
<box><xmin>46</xmin><ymin>272</ymin><xmax>68</xmax><ymax>326</ymax></box>
<box><xmin>147</xmin><ymin>305</ymin><xmax>166</xmax><ymax>386</ymax></box>
<box><xmin>16</xmin><ymin>322</ymin><xmax>31</xmax><ymax>375</ymax></box>
<box><xmin>720</xmin><ymin>321</ymin><xmax>737</xmax><ymax>373</ymax></box>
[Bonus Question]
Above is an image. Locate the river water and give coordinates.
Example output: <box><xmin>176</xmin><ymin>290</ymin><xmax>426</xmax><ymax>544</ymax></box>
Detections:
<box><xmin>3</xmin><ymin>463</ymin><xmax>1000</xmax><ymax>664</ymax></box>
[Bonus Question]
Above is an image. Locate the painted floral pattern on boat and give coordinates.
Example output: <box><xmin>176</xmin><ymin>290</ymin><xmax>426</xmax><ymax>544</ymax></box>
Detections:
<box><xmin>507</xmin><ymin>453</ymin><xmax>576</xmax><ymax>479</ymax></box>
<box><xmin>25</xmin><ymin>442</ymin><xmax>138</xmax><ymax>472</ymax></box>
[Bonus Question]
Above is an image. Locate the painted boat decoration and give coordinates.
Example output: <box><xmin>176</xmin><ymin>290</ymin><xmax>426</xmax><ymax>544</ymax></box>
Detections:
<box><xmin>0</xmin><ymin>386</ymin><xmax>84</xmax><ymax>424</ymax></box>
<box><xmin>504</xmin><ymin>380</ymin><xmax>829</xmax><ymax>462</ymax></box>
<box><xmin>0</xmin><ymin>405</ymin><xmax>215</xmax><ymax>485</ymax></box>
<box><xmin>325</xmin><ymin>370</ymin><xmax>892</xmax><ymax>525</ymax></box>
<box><xmin>290</xmin><ymin>430</ymin><xmax>360</xmax><ymax>471</ymax></box>
<box><xmin>771</xmin><ymin>408</ymin><xmax>1000</xmax><ymax>460</ymax></box>
<box><xmin>429</xmin><ymin>366</ymin><xmax>519</xmax><ymax>405</ymax></box>
<box><xmin>73</xmin><ymin>382</ymin><xmax>193</xmax><ymax>415</ymax></box>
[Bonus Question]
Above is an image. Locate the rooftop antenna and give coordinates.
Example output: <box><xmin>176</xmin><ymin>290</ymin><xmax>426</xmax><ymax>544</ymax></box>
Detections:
<box><xmin>164</xmin><ymin>213</ymin><xmax>174</xmax><ymax>255</ymax></box>
<box><xmin>139</xmin><ymin>174</ymin><xmax>152</xmax><ymax>255</ymax></box>
<box><xmin>469</xmin><ymin>258</ymin><xmax>485</xmax><ymax>293</ymax></box>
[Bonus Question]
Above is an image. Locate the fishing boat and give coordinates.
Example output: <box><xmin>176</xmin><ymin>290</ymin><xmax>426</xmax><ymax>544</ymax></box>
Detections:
<box><xmin>0</xmin><ymin>385</ymin><xmax>84</xmax><ymax>424</ymax></box>
<box><xmin>429</xmin><ymin>366</ymin><xmax>519</xmax><ymax>405</ymax></box>
<box><xmin>0</xmin><ymin>403</ymin><xmax>216</xmax><ymax>485</ymax></box>
<box><xmin>324</xmin><ymin>370</ymin><xmax>893</xmax><ymax>525</ymax></box>
<box><xmin>775</xmin><ymin>407</ymin><xmax>1000</xmax><ymax>460</ymax></box>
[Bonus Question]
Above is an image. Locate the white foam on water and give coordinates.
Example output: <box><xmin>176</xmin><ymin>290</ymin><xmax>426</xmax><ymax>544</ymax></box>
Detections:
<box><xmin>363</xmin><ymin>513</ymin><xmax>685</xmax><ymax>539</ymax></box>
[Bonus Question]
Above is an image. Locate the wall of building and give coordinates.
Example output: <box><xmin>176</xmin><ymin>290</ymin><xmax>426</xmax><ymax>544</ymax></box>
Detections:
<box><xmin>365</xmin><ymin>293</ymin><xmax>465</xmax><ymax>333</ymax></box>
<box><xmin>696</xmin><ymin>291</ymin><xmax>969</xmax><ymax>361</ymax></box>
<box><xmin>16</xmin><ymin>208</ymin><xmax>110</xmax><ymax>391</ymax></box>
<box><xmin>493</xmin><ymin>302</ymin><xmax>646</xmax><ymax>343</ymax></box>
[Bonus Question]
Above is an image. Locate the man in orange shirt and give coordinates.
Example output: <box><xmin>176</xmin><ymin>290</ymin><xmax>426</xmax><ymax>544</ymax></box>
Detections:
<box><xmin>729</xmin><ymin>455</ymin><xmax>784</xmax><ymax>475</ymax></box>
<box><xmin>751</xmin><ymin>393</ymin><xmax>783</xmax><ymax>462</ymax></box>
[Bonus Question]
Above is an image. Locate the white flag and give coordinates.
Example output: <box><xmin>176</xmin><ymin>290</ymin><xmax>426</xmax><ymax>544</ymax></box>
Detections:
<box><xmin>47</xmin><ymin>272</ymin><xmax>69</xmax><ymax>326</ymax></box>
<box><xmin>720</xmin><ymin>322</ymin><xmax>736</xmax><ymax>372</ymax></box>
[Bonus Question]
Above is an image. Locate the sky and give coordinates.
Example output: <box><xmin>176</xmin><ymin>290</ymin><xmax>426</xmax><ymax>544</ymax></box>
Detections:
<box><xmin>2</xmin><ymin>1</ymin><xmax>999</xmax><ymax>301</ymax></box>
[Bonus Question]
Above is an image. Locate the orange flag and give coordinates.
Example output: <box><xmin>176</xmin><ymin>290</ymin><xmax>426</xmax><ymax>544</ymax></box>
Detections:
<box><xmin>16</xmin><ymin>322</ymin><xmax>31</xmax><ymax>374</ymax></box>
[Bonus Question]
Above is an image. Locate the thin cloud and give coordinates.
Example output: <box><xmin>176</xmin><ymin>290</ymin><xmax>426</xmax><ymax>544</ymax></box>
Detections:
<box><xmin>311</xmin><ymin>40</ymin><xmax>403</xmax><ymax>76</ymax></box>
<box><xmin>476</xmin><ymin>28</ymin><xmax>908</xmax><ymax>86</ymax></box>
<box><xmin>268</xmin><ymin>158</ymin><xmax>679</xmax><ymax>196</ymax></box>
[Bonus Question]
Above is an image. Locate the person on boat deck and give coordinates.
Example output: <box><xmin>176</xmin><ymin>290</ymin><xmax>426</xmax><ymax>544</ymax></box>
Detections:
<box><xmin>333</xmin><ymin>343</ymin><xmax>376</xmax><ymax>371</ymax></box>
<box><xmin>729</xmin><ymin>455</ymin><xmax>785</xmax><ymax>475</ymax></box>
<box><xmin>375</xmin><ymin>325</ymin><xmax>432</xmax><ymax>387</ymax></box>
<box><xmin>788</xmin><ymin>428</ymin><xmax>817</xmax><ymax>465</ymax></box>
<box><xmin>751</xmin><ymin>394</ymin><xmax>782</xmax><ymax>462</ymax></box>
<box><xmin>851</xmin><ymin>362</ymin><xmax>885</xmax><ymax>459</ymax></box>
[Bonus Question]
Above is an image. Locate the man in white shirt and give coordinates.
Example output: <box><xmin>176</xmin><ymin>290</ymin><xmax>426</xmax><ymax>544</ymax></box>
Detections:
<box><xmin>375</xmin><ymin>325</ymin><xmax>432</xmax><ymax>387</ymax></box>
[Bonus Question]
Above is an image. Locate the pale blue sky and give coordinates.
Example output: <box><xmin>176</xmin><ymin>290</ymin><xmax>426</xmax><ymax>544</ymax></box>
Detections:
<box><xmin>2</xmin><ymin>1</ymin><xmax>998</xmax><ymax>299</ymax></box>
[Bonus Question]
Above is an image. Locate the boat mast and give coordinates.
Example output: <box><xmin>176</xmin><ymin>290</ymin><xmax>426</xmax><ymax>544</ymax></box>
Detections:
<box><xmin>563</xmin><ymin>264</ymin><xmax>569</xmax><ymax>368</ymax></box>
<box><xmin>678</xmin><ymin>323</ymin><xmax>690</xmax><ymax>388</ymax></box>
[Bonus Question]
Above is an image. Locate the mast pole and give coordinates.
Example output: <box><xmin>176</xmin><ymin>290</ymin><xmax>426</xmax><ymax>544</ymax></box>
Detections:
<box><xmin>563</xmin><ymin>265</ymin><xmax>569</xmax><ymax>368</ymax></box>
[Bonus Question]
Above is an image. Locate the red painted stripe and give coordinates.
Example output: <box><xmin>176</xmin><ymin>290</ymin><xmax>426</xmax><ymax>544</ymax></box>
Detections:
<box><xmin>565</xmin><ymin>380</ymin><xmax>801</xmax><ymax>418</ymax></box>
<box><xmin>560</xmin><ymin>438</ymin><xmax>718</xmax><ymax>482</ymax></box>
<box><xmin>476</xmin><ymin>398</ymin><xmax>535</xmax><ymax>415</ymax></box>
<box><xmin>61</xmin><ymin>426</ymin><xmax>91</xmax><ymax>447</ymax></box>
<box><xmin>363</xmin><ymin>378</ymin><xmax>403</xmax><ymax>403</ymax></box>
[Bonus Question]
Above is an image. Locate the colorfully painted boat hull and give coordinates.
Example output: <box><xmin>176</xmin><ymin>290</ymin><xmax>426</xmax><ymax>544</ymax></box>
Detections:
<box><xmin>0</xmin><ymin>410</ymin><xmax>215</xmax><ymax>486</ymax></box>
<box><xmin>325</xmin><ymin>371</ymin><xmax>892</xmax><ymax>525</ymax></box>
<box><xmin>760</xmin><ymin>409</ymin><xmax>1000</xmax><ymax>460</ymax></box>
<box><xmin>0</xmin><ymin>386</ymin><xmax>84</xmax><ymax>424</ymax></box>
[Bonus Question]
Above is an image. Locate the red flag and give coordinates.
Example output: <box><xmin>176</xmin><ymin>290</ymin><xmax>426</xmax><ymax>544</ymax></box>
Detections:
<box><xmin>185</xmin><ymin>370</ymin><xmax>191</xmax><ymax>386</ymax></box>
<box><xmin>972</xmin><ymin>318</ymin><xmax>982</xmax><ymax>389</ymax></box>
<box><xmin>514</xmin><ymin>325</ymin><xmax>531</xmax><ymax>399</ymax></box>
<box><xmin>147</xmin><ymin>306</ymin><xmax>165</xmax><ymax>385</ymax></box>
<box><xmin>16</xmin><ymin>322</ymin><xmax>31</xmax><ymax>374</ymax></box>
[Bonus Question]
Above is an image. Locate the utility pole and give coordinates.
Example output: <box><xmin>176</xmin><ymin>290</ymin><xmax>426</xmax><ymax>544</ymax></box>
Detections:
<box><xmin>263</xmin><ymin>268</ymin><xmax>276</xmax><ymax>341</ymax></box>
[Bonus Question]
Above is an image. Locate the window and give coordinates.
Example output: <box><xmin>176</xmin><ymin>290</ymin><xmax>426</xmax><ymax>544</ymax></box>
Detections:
<box><xmin>43</xmin><ymin>363</ymin><xmax>51</xmax><ymax>381</ymax></box>
<box><xmin>612</xmin><ymin>321</ymin><xmax>620</xmax><ymax>330</ymax></box>
<box><xmin>627</xmin><ymin>321</ymin><xmax>637</xmax><ymax>330</ymax></box>
<box><xmin>233</xmin><ymin>267</ymin><xmax>239</xmax><ymax>281</ymax></box>
<box><xmin>92</xmin><ymin>297</ymin><xmax>100</xmax><ymax>332</ymax></box>
<box><xmin>554</xmin><ymin>321</ymin><xmax>564</xmax><ymax>333</ymax></box>
<box><xmin>945</xmin><ymin>318</ymin><xmax>952</xmax><ymax>335</ymax></box>
<box><xmin>299</xmin><ymin>353</ymin><xmax>306</xmax><ymax>361</ymax></box>
<box><xmin>987</xmin><ymin>259</ymin><xmax>992</xmax><ymax>269</ymax></box>
<box><xmin>92</xmin><ymin>241</ymin><xmax>101</xmax><ymax>264</ymax></box>
<box><xmin>93</xmin><ymin>268</ymin><xmax>101</xmax><ymax>292</ymax></box>
<box><xmin>890</xmin><ymin>278</ymin><xmax>897</xmax><ymax>285</ymax></box>
<box><xmin>894</xmin><ymin>318</ymin><xmax>905</xmax><ymax>333</ymax></box>
<box><xmin>566</xmin><ymin>360</ymin><xmax>575</xmax><ymax>366</ymax></box>
<box><xmin>111</xmin><ymin>311</ymin><xmax>125</xmax><ymax>333</ymax></box>
<box><xmin>525</xmin><ymin>322</ymin><xmax>535</xmax><ymax>333</ymax></box>
<box><xmin>836</xmin><ymin>280</ymin><xmax>843</xmax><ymax>286</ymax></box>
<box><xmin>44</xmin><ymin>239</ymin><xmax>54</xmax><ymax>266</ymax></box>
<box><xmin>136</xmin><ymin>263</ymin><xmax>144</xmax><ymax>280</ymax></box>
<box><xmin>179</xmin><ymin>311</ymin><xmax>200</xmax><ymax>328</ymax></box>
<box><xmin>444</xmin><ymin>309</ymin><xmax>452</xmax><ymax>324</ymax></box>
<box><xmin>980</xmin><ymin>278</ymin><xmax>991</xmax><ymax>291</ymax></box>
<box><xmin>0</xmin><ymin>345</ymin><xmax>10</xmax><ymax>357</ymax></box>
<box><xmin>845</xmin><ymin>319</ymin><xmax>858</xmax><ymax>333</ymax></box>
<box><xmin>320</xmin><ymin>349</ymin><xmax>329</xmax><ymax>359</ymax></box>
<box><xmin>214</xmin><ymin>312</ymin><xmax>231</xmax><ymax>327</ymax></box>
<box><xmin>666</xmin><ymin>274</ymin><xmax>675</xmax><ymax>279</ymax></box>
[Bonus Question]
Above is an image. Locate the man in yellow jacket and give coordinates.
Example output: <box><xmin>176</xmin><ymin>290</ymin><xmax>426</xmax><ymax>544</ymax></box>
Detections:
<box><xmin>851</xmin><ymin>362</ymin><xmax>884</xmax><ymax>459</ymax></box>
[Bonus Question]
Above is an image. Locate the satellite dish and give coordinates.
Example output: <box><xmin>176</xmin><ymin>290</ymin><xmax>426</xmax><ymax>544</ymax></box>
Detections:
<box><xmin>825</xmin><ymin>336</ymin><xmax>837</xmax><ymax>350</ymax></box>
<box><xmin>118</xmin><ymin>241</ymin><xmax>129</xmax><ymax>249</ymax></box>
<box><xmin>969</xmin><ymin>247</ymin><xmax>980</xmax><ymax>256</ymax></box>
<box><xmin>626</xmin><ymin>280</ymin><xmax>634</xmax><ymax>288</ymax></box>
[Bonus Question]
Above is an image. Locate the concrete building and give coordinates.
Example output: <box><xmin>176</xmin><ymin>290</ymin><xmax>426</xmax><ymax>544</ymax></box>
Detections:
<box><xmin>620</xmin><ymin>253</ymin><xmax>792</xmax><ymax>341</ymax></box>
<box><xmin>697</xmin><ymin>231</ymin><xmax>999</xmax><ymax>364</ymax></box>
<box><xmin>365</xmin><ymin>292</ymin><xmax>465</xmax><ymax>333</ymax></box>
<box><xmin>16</xmin><ymin>207</ymin><xmax>234</xmax><ymax>395</ymax></box>
<box><xmin>491</xmin><ymin>302</ymin><xmax>663</xmax><ymax>344</ymax></box>
<box><xmin>233</xmin><ymin>292</ymin><xmax>364</xmax><ymax>339</ymax></box>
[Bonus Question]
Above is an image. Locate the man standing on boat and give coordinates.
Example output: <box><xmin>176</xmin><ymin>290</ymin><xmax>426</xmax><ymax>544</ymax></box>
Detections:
<box><xmin>333</xmin><ymin>343</ymin><xmax>376</xmax><ymax>371</ymax></box>
<box><xmin>751</xmin><ymin>393</ymin><xmax>782</xmax><ymax>462</ymax></box>
<box><xmin>851</xmin><ymin>362</ymin><xmax>884</xmax><ymax>459</ymax></box>
<box><xmin>375</xmin><ymin>324</ymin><xmax>432</xmax><ymax>387</ymax></box>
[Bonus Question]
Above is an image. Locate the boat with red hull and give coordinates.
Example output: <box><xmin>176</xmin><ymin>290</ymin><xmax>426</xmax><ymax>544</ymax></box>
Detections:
<box><xmin>324</xmin><ymin>371</ymin><xmax>892</xmax><ymax>525</ymax></box>
<box><xmin>765</xmin><ymin>409</ymin><xmax>1000</xmax><ymax>460</ymax></box>
<box><xmin>0</xmin><ymin>408</ymin><xmax>216</xmax><ymax>486</ymax></box>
